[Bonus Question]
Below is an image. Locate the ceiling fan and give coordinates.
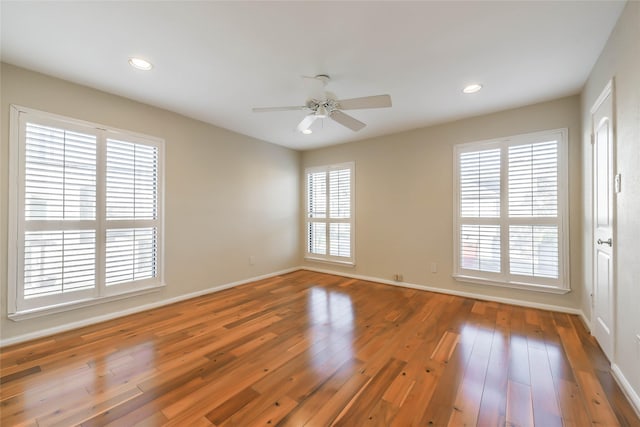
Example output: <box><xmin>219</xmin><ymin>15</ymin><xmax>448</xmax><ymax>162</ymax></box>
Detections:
<box><xmin>252</xmin><ymin>75</ymin><xmax>392</xmax><ymax>133</ymax></box>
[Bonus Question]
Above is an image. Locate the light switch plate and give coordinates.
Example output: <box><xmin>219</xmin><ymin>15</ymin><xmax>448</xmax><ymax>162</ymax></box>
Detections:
<box><xmin>615</xmin><ymin>173</ymin><xmax>622</xmax><ymax>193</ymax></box>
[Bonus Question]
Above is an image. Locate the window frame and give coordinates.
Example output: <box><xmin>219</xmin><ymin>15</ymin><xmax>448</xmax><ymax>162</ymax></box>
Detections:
<box><xmin>304</xmin><ymin>162</ymin><xmax>355</xmax><ymax>266</ymax></box>
<box><xmin>8</xmin><ymin>105</ymin><xmax>165</xmax><ymax>319</ymax></box>
<box><xmin>452</xmin><ymin>128</ymin><xmax>570</xmax><ymax>294</ymax></box>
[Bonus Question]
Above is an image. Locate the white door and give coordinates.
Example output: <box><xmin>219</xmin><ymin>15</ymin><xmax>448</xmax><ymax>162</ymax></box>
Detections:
<box><xmin>591</xmin><ymin>81</ymin><xmax>615</xmax><ymax>361</ymax></box>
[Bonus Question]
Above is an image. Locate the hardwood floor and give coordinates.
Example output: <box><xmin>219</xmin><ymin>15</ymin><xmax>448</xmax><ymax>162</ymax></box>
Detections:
<box><xmin>1</xmin><ymin>270</ymin><xmax>638</xmax><ymax>426</ymax></box>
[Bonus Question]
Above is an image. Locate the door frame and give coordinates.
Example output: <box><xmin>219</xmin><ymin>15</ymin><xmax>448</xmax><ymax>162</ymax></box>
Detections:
<box><xmin>590</xmin><ymin>78</ymin><xmax>616</xmax><ymax>360</ymax></box>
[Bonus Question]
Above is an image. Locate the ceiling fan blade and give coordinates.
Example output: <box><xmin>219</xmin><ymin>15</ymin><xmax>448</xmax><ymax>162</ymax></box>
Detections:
<box><xmin>337</xmin><ymin>94</ymin><xmax>392</xmax><ymax>110</ymax></box>
<box><xmin>252</xmin><ymin>105</ymin><xmax>306</xmax><ymax>113</ymax></box>
<box><xmin>296</xmin><ymin>114</ymin><xmax>319</xmax><ymax>132</ymax></box>
<box><xmin>330</xmin><ymin>110</ymin><xmax>366</xmax><ymax>132</ymax></box>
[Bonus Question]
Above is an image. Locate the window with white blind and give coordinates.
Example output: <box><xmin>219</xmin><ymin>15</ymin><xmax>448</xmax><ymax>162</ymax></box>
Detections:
<box><xmin>453</xmin><ymin>129</ymin><xmax>569</xmax><ymax>293</ymax></box>
<box><xmin>8</xmin><ymin>105</ymin><xmax>164</xmax><ymax>317</ymax></box>
<box><xmin>305</xmin><ymin>163</ymin><xmax>354</xmax><ymax>264</ymax></box>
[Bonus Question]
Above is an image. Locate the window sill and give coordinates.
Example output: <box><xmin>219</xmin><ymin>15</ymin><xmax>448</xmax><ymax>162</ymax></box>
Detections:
<box><xmin>8</xmin><ymin>284</ymin><xmax>166</xmax><ymax>321</ymax></box>
<box><xmin>453</xmin><ymin>274</ymin><xmax>570</xmax><ymax>295</ymax></box>
<box><xmin>304</xmin><ymin>256</ymin><xmax>355</xmax><ymax>268</ymax></box>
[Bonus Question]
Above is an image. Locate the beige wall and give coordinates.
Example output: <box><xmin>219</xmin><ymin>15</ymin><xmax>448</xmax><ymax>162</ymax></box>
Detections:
<box><xmin>302</xmin><ymin>95</ymin><xmax>583</xmax><ymax>311</ymax></box>
<box><xmin>581</xmin><ymin>1</ymin><xmax>640</xmax><ymax>401</ymax></box>
<box><xmin>0</xmin><ymin>63</ymin><xmax>301</xmax><ymax>342</ymax></box>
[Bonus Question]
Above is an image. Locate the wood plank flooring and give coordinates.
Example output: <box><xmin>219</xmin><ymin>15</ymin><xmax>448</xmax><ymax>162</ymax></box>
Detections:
<box><xmin>1</xmin><ymin>270</ymin><xmax>638</xmax><ymax>426</ymax></box>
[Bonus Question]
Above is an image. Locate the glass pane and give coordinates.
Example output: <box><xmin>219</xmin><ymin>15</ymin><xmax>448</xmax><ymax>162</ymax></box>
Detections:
<box><xmin>106</xmin><ymin>227</ymin><xmax>157</xmax><ymax>285</ymax></box>
<box><xmin>25</xmin><ymin>123</ymin><xmax>96</xmax><ymax>220</ymax></box>
<box><xmin>329</xmin><ymin>168</ymin><xmax>351</xmax><ymax>219</ymax></box>
<box><xmin>106</xmin><ymin>139</ymin><xmax>158</xmax><ymax>220</ymax></box>
<box><xmin>509</xmin><ymin>225</ymin><xmax>558</xmax><ymax>278</ymax></box>
<box><xmin>460</xmin><ymin>224</ymin><xmax>500</xmax><ymax>273</ymax></box>
<box><xmin>307</xmin><ymin>171</ymin><xmax>326</xmax><ymax>218</ymax></box>
<box><xmin>24</xmin><ymin>230</ymin><xmax>96</xmax><ymax>298</ymax></box>
<box><xmin>508</xmin><ymin>141</ymin><xmax>558</xmax><ymax>217</ymax></box>
<box><xmin>329</xmin><ymin>223</ymin><xmax>351</xmax><ymax>257</ymax></box>
<box><xmin>459</xmin><ymin>149</ymin><xmax>501</xmax><ymax>218</ymax></box>
<box><xmin>307</xmin><ymin>222</ymin><xmax>326</xmax><ymax>255</ymax></box>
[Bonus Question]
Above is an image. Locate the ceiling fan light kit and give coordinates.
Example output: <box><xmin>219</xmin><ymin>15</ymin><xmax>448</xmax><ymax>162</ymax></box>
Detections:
<box><xmin>463</xmin><ymin>83</ymin><xmax>483</xmax><ymax>94</ymax></box>
<box><xmin>252</xmin><ymin>74</ymin><xmax>392</xmax><ymax>134</ymax></box>
<box><xmin>315</xmin><ymin>104</ymin><xmax>329</xmax><ymax>118</ymax></box>
<box><xmin>128</xmin><ymin>57</ymin><xmax>153</xmax><ymax>71</ymax></box>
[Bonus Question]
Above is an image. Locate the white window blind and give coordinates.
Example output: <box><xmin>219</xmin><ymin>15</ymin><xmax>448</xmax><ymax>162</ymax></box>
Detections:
<box><xmin>24</xmin><ymin>230</ymin><xmax>96</xmax><ymax>298</ymax></box>
<box><xmin>329</xmin><ymin>168</ymin><xmax>351</xmax><ymax>219</ymax></box>
<box><xmin>106</xmin><ymin>227</ymin><xmax>157</xmax><ymax>285</ymax></box>
<box><xmin>25</xmin><ymin>123</ymin><xmax>97</xmax><ymax>220</ymax></box>
<box><xmin>508</xmin><ymin>141</ymin><xmax>558</xmax><ymax>217</ymax></box>
<box><xmin>308</xmin><ymin>171</ymin><xmax>327</xmax><ymax>219</ymax></box>
<box><xmin>460</xmin><ymin>224</ymin><xmax>500</xmax><ymax>273</ymax></box>
<box><xmin>460</xmin><ymin>149</ymin><xmax>500</xmax><ymax>218</ymax></box>
<box><xmin>509</xmin><ymin>225</ymin><xmax>558</xmax><ymax>278</ymax></box>
<box><xmin>308</xmin><ymin>222</ymin><xmax>326</xmax><ymax>255</ymax></box>
<box><xmin>106</xmin><ymin>139</ymin><xmax>158</xmax><ymax>220</ymax></box>
<box><xmin>9</xmin><ymin>106</ymin><xmax>164</xmax><ymax>316</ymax></box>
<box><xmin>330</xmin><ymin>223</ymin><xmax>351</xmax><ymax>257</ymax></box>
<box><xmin>105</xmin><ymin>139</ymin><xmax>159</xmax><ymax>288</ymax></box>
<box><xmin>453</xmin><ymin>129</ymin><xmax>569</xmax><ymax>292</ymax></box>
<box><xmin>305</xmin><ymin>163</ymin><xmax>354</xmax><ymax>264</ymax></box>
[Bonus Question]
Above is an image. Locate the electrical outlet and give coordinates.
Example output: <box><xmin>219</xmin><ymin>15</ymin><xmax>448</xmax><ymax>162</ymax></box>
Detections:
<box><xmin>636</xmin><ymin>334</ymin><xmax>640</xmax><ymax>357</ymax></box>
<box><xmin>393</xmin><ymin>274</ymin><xmax>403</xmax><ymax>282</ymax></box>
<box><xmin>431</xmin><ymin>262</ymin><xmax>437</xmax><ymax>273</ymax></box>
<box><xmin>249</xmin><ymin>256</ymin><xmax>255</xmax><ymax>265</ymax></box>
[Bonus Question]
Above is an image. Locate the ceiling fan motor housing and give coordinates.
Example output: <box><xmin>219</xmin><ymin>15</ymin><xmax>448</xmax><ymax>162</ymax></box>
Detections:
<box><xmin>306</xmin><ymin>98</ymin><xmax>337</xmax><ymax>118</ymax></box>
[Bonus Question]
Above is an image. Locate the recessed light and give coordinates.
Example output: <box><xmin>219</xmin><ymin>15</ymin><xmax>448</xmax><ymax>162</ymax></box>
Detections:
<box><xmin>128</xmin><ymin>57</ymin><xmax>153</xmax><ymax>71</ymax></box>
<box><xmin>463</xmin><ymin>84</ymin><xmax>483</xmax><ymax>94</ymax></box>
<box><xmin>302</xmin><ymin>129</ymin><xmax>313</xmax><ymax>135</ymax></box>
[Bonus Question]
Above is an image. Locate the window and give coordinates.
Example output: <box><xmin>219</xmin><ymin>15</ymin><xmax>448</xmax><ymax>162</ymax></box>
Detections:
<box><xmin>453</xmin><ymin>129</ymin><xmax>569</xmax><ymax>293</ymax></box>
<box><xmin>305</xmin><ymin>162</ymin><xmax>354</xmax><ymax>264</ymax></box>
<box><xmin>8</xmin><ymin>106</ymin><xmax>164</xmax><ymax>317</ymax></box>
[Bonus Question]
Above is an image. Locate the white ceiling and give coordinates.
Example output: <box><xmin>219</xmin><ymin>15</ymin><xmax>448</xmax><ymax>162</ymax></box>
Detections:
<box><xmin>1</xmin><ymin>1</ymin><xmax>625</xmax><ymax>150</ymax></box>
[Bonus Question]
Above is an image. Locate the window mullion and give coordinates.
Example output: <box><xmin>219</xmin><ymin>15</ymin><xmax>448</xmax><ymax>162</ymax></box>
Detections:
<box><xmin>327</xmin><ymin>218</ymin><xmax>350</xmax><ymax>224</ymax></box>
<box><xmin>23</xmin><ymin>220</ymin><xmax>97</xmax><ymax>231</ymax></box>
<box><xmin>104</xmin><ymin>219</ymin><xmax>158</xmax><ymax>229</ymax></box>
<box><xmin>508</xmin><ymin>217</ymin><xmax>559</xmax><ymax>226</ymax></box>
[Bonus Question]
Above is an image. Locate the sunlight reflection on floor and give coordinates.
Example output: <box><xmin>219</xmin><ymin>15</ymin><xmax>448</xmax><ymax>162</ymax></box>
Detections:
<box><xmin>308</xmin><ymin>287</ymin><xmax>354</xmax><ymax>373</ymax></box>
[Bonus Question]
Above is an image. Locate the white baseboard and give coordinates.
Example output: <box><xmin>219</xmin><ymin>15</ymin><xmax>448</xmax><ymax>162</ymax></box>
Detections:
<box><xmin>612</xmin><ymin>363</ymin><xmax>640</xmax><ymax>418</ymax></box>
<box><xmin>301</xmin><ymin>266</ymin><xmax>584</xmax><ymax>316</ymax></box>
<box><xmin>579</xmin><ymin>311</ymin><xmax>592</xmax><ymax>332</ymax></box>
<box><xmin>0</xmin><ymin>267</ymin><xmax>299</xmax><ymax>347</ymax></box>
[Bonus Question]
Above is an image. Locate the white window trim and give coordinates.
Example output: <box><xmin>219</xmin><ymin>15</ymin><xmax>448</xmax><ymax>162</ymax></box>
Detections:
<box><xmin>452</xmin><ymin>128</ymin><xmax>570</xmax><ymax>294</ymax></box>
<box><xmin>8</xmin><ymin>105</ymin><xmax>166</xmax><ymax>319</ymax></box>
<box><xmin>304</xmin><ymin>162</ymin><xmax>355</xmax><ymax>266</ymax></box>
<box><xmin>7</xmin><ymin>285</ymin><xmax>165</xmax><ymax>321</ymax></box>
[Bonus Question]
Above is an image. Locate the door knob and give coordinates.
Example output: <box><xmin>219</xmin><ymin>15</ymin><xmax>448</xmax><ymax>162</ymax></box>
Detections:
<box><xmin>597</xmin><ymin>238</ymin><xmax>612</xmax><ymax>246</ymax></box>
